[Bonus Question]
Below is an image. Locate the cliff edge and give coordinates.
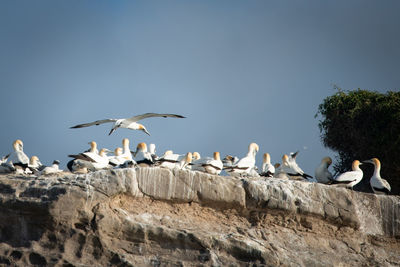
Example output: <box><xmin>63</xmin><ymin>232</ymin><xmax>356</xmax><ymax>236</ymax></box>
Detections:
<box><xmin>0</xmin><ymin>168</ymin><xmax>399</xmax><ymax>266</ymax></box>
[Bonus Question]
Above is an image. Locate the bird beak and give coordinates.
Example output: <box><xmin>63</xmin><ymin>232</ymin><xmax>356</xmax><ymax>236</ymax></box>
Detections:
<box><xmin>109</xmin><ymin>127</ymin><xmax>117</xmax><ymax>135</ymax></box>
<box><xmin>362</xmin><ymin>160</ymin><xmax>371</xmax><ymax>164</ymax></box>
<box><xmin>132</xmin><ymin>150</ymin><xmax>138</xmax><ymax>157</ymax></box>
<box><xmin>143</xmin><ymin>128</ymin><xmax>151</xmax><ymax>136</ymax></box>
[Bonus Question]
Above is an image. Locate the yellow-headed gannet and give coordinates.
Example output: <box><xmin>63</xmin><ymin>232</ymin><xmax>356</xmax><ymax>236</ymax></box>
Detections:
<box><xmin>331</xmin><ymin>160</ymin><xmax>363</xmax><ymax>189</ymax></box>
<box><xmin>363</xmin><ymin>158</ymin><xmax>391</xmax><ymax>194</ymax></box>
<box><xmin>222</xmin><ymin>155</ymin><xmax>239</xmax><ymax>168</ymax></box>
<box><xmin>68</xmin><ymin>148</ymin><xmax>111</xmax><ymax>171</ymax></box>
<box><xmin>192</xmin><ymin>152</ymin><xmax>201</xmax><ymax>161</ymax></box>
<box><xmin>225</xmin><ymin>143</ymin><xmax>259</xmax><ymax>177</ymax></box>
<box><xmin>133</xmin><ymin>142</ymin><xmax>154</xmax><ymax>166</ymax></box>
<box><xmin>70</xmin><ymin>113</ymin><xmax>185</xmax><ymax>136</ymax></box>
<box><xmin>85</xmin><ymin>141</ymin><xmax>99</xmax><ymax>154</ymax></box>
<box><xmin>108</xmin><ymin>147</ymin><xmax>128</xmax><ymax>167</ymax></box>
<box><xmin>192</xmin><ymin>152</ymin><xmax>223</xmax><ymax>175</ymax></box>
<box><xmin>157</xmin><ymin>150</ymin><xmax>176</xmax><ymax>169</ymax></box>
<box><xmin>157</xmin><ymin>150</ymin><xmax>192</xmax><ymax>170</ymax></box>
<box><xmin>260</xmin><ymin>153</ymin><xmax>275</xmax><ymax>177</ymax></box>
<box><xmin>27</xmin><ymin>155</ymin><xmax>45</xmax><ymax>174</ymax></box>
<box><xmin>315</xmin><ymin>157</ymin><xmax>333</xmax><ymax>184</ymax></box>
<box><xmin>7</xmin><ymin>139</ymin><xmax>29</xmax><ymax>167</ymax></box>
<box><xmin>121</xmin><ymin>138</ymin><xmax>134</xmax><ymax>162</ymax></box>
<box><xmin>41</xmin><ymin>160</ymin><xmax>63</xmax><ymax>175</ymax></box>
<box><xmin>287</xmin><ymin>151</ymin><xmax>314</xmax><ymax>181</ymax></box>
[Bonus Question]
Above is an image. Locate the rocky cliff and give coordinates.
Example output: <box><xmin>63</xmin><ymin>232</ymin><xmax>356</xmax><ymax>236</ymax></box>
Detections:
<box><xmin>0</xmin><ymin>167</ymin><xmax>399</xmax><ymax>266</ymax></box>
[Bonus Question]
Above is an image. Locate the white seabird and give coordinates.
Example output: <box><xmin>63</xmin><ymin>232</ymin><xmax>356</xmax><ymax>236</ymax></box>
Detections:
<box><xmin>27</xmin><ymin>155</ymin><xmax>45</xmax><ymax>173</ymax></box>
<box><xmin>192</xmin><ymin>152</ymin><xmax>223</xmax><ymax>175</ymax></box>
<box><xmin>315</xmin><ymin>157</ymin><xmax>333</xmax><ymax>184</ymax></box>
<box><xmin>331</xmin><ymin>160</ymin><xmax>363</xmax><ymax>189</ymax></box>
<box><xmin>121</xmin><ymin>138</ymin><xmax>134</xmax><ymax>162</ymax></box>
<box><xmin>287</xmin><ymin>151</ymin><xmax>314</xmax><ymax>181</ymax></box>
<box><xmin>7</xmin><ymin>139</ymin><xmax>30</xmax><ymax>173</ymax></box>
<box><xmin>108</xmin><ymin>148</ymin><xmax>127</xmax><ymax>167</ymax></box>
<box><xmin>85</xmin><ymin>141</ymin><xmax>99</xmax><ymax>154</ymax></box>
<box><xmin>363</xmin><ymin>158</ymin><xmax>391</xmax><ymax>194</ymax></box>
<box><xmin>41</xmin><ymin>160</ymin><xmax>63</xmax><ymax>175</ymax></box>
<box><xmin>260</xmin><ymin>153</ymin><xmax>275</xmax><ymax>177</ymax></box>
<box><xmin>133</xmin><ymin>142</ymin><xmax>154</xmax><ymax>166</ymax></box>
<box><xmin>157</xmin><ymin>150</ymin><xmax>176</xmax><ymax>169</ymax></box>
<box><xmin>70</xmin><ymin>113</ymin><xmax>185</xmax><ymax>136</ymax></box>
<box><xmin>148</xmin><ymin>143</ymin><xmax>158</xmax><ymax>161</ymax></box>
<box><xmin>222</xmin><ymin>155</ymin><xmax>239</xmax><ymax>168</ymax></box>
<box><xmin>192</xmin><ymin>152</ymin><xmax>201</xmax><ymax>162</ymax></box>
<box><xmin>157</xmin><ymin>151</ymin><xmax>192</xmax><ymax>170</ymax></box>
<box><xmin>0</xmin><ymin>154</ymin><xmax>14</xmax><ymax>173</ymax></box>
<box><xmin>225</xmin><ymin>143</ymin><xmax>259</xmax><ymax>177</ymax></box>
<box><xmin>68</xmin><ymin>148</ymin><xmax>111</xmax><ymax>171</ymax></box>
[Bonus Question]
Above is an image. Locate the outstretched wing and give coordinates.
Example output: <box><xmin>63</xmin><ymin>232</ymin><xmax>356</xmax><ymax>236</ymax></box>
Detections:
<box><xmin>125</xmin><ymin>113</ymin><xmax>185</xmax><ymax>123</ymax></box>
<box><xmin>70</xmin><ymin>119</ymin><xmax>117</xmax><ymax>129</ymax></box>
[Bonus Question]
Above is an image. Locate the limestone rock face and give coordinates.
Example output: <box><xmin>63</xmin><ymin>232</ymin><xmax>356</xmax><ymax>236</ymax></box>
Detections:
<box><xmin>0</xmin><ymin>167</ymin><xmax>399</xmax><ymax>266</ymax></box>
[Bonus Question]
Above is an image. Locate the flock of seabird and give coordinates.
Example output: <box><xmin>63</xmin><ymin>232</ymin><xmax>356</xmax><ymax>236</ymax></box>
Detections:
<box><xmin>0</xmin><ymin>113</ymin><xmax>392</xmax><ymax>195</ymax></box>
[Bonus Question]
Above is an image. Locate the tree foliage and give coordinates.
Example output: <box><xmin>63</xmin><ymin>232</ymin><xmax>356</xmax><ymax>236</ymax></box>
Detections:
<box><xmin>316</xmin><ymin>88</ymin><xmax>400</xmax><ymax>194</ymax></box>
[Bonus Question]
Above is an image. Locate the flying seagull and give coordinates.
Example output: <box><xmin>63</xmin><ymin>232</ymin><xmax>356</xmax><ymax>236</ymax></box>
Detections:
<box><xmin>70</xmin><ymin>113</ymin><xmax>186</xmax><ymax>135</ymax></box>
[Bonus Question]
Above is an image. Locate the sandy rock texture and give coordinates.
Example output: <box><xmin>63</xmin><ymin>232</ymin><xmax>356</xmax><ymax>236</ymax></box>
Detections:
<box><xmin>0</xmin><ymin>167</ymin><xmax>399</xmax><ymax>266</ymax></box>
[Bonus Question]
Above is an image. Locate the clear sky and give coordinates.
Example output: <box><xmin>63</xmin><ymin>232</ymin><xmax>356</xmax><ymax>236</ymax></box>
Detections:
<box><xmin>1</xmin><ymin>1</ymin><xmax>399</xmax><ymax>175</ymax></box>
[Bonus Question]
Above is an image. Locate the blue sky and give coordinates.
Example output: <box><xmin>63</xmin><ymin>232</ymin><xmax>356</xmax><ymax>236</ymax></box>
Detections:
<box><xmin>0</xmin><ymin>1</ymin><xmax>399</xmax><ymax>174</ymax></box>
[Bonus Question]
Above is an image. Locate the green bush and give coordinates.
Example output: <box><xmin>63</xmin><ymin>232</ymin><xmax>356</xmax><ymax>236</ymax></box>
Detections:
<box><xmin>316</xmin><ymin>88</ymin><xmax>400</xmax><ymax>194</ymax></box>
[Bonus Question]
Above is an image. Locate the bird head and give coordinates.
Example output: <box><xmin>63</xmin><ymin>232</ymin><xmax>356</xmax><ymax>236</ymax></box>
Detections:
<box><xmin>263</xmin><ymin>153</ymin><xmax>271</xmax><ymax>163</ymax></box>
<box><xmin>99</xmin><ymin>148</ymin><xmax>111</xmax><ymax>156</ymax></box>
<box><xmin>30</xmin><ymin>156</ymin><xmax>41</xmax><ymax>166</ymax></box>
<box><xmin>192</xmin><ymin>152</ymin><xmax>201</xmax><ymax>160</ymax></box>
<box><xmin>88</xmin><ymin>141</ymin><xmax>97</xmax><ymax>152</ymax></box>
<box><xmin>282</xmin><ymin>154</ymin><xmax>289</xmax><ymax>166</ymax></box>
<box><xmin>114</xmin><ymin>147</ymin><xmax>122</xmax><ymax>156</ymax></box>
<box><xmin>213</xmin><ymin>152</ymin><xmax>220</xmax><ymax>161</ymax></box>
<box><xmin>13</xmin><ymin>139</ymin><xmax>24</xmax><ymax>151</ymax></box>
<box><xmin>362</xmin><ymin>158</ymin><xmax>380</xmax><ymax>168</ymax></box>
<box><xmin>351</xmin><ymin>160</ymin><xmax>362</xmax><ymax>170</ymax></box>
<box><xmin>322</xmin><ymin>157</ymin><xmax>332</xmax><ymax>166</ymax></box>
<box><xmin>133</xmin><ymin>142</ymin><xmax>147</xmax><ymax>157</ymax></box>
<box><xmin>122</xmin><ymin>138</ymin><xmax>130</xmax><ymax>148</ymax></box>
<box><xmin>137</xmin><ymin>124</ymin><xmax>150</xmax><ymax>136</ymax></box>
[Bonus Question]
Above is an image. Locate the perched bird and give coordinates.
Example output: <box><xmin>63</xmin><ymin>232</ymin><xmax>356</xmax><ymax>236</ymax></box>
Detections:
<box><xmin>70</xmin><ymin>113</ymin><xmax>185</xmax><ymax>136</ymax></box>
<box><xmin>148</xmin><ymin>144</ymin><xmax>158</xmax><ymax>161</ymax></box>
<box><xmin>315</xmin><ymin>157</ymin><xmax>333</xmax><ymax>184</ymax></box>
<box><xmin>0</xmin><ymin>154</ymin><xmax>14</xmax><ymax>173</ymax></box>
<box><xmin>192</xmin><ymin>152</ymin><xmax>201</xmax><ymax>162</ymax></box>
<box><xmin>41</xmin><ymin>160</ymin><xmax>63</xmax><ymax>175</ymax></box>
<box><xmin>7</xmin><ymin>139</ymin><xmax>30</xmax><ymax>173</ymax></box>
<box><xmin>157</xmin><ymin>151</ymin><xmax>192</xmax><ymax>170</ymax></box>
<box><xmin>68</xmin><ymin>148</ymin><xmax>111</xmax><ymax>171</ymax></box>
<box><xmin>260</xmin><ymin>153</ymin><xmax>275</xmax><ymax>177</ymax></box>
<box><xmin>192</xmin><ymin>152</ymin><xmax>223</xmax><ymax>175</ymax></box>
<box><xmin>133</xmin><ymin>142</ymin><xmax>154</xmax><ymax>166</ymax></box>
<box><xmin>85</xmin><ymin>141</ymin><xmax>99</xmax><ymax>154</ymax></box>
<box><xmin>108</xmin><ymin>148</ymin><xmax>128</xmax><ymax>167</ymax></box>
<box><xmin>121</xmin><ymin>138</ymin><xmax>134</xmax><ymax>163</ymax></box>
<box><xmin>222</xmin><ymin>155</ymin><xmax>239</xmax><ymax>168</ymax></box>
<box><xmin>331</xmin><ymin>160</ymin><xmax>363</xmax><ymax>189</ymax></box>
<box><xmin>179</xmin><ymin>152</ymin><xmax>193</xmax><ymax>170</ymax></box>
<box><xmin>225</xmin><ymin>143</ymin><xmax>259</xmax><ymax>177</ymax></box>
<box><xmin>0</xmin><ymin>154</ymin><xmax>9</xmax><ymax>164</ymax></box>
<box><xmin>287</xmin><ymin>151</ymin><xmax>314</xmax><ymax>180</ymax></box>
<box><xmin>27</xmin><ymin>156</ymin><xmax>45</xmax><ymax>173</ymax></box>
<box><xmin>363</xmin><ymin>158</ymin><xmax>391</xmax><ymax>194</ymax></box>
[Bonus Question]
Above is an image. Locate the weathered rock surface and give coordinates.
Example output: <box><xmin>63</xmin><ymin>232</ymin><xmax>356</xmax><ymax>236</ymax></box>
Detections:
<box><xmin>0</xmin><ymin>167</ymin><xmax>399</xmax><ymax>266</ymax></box>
